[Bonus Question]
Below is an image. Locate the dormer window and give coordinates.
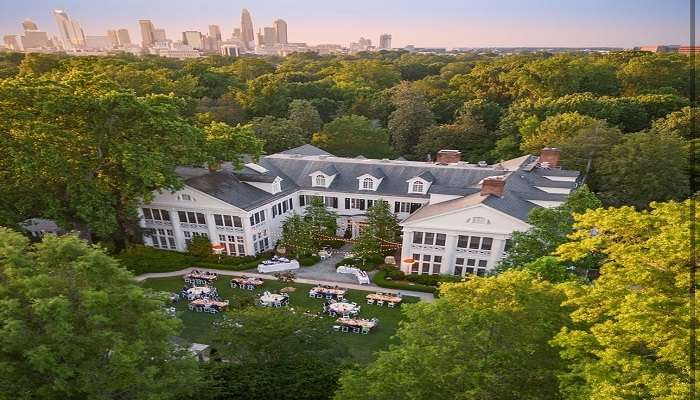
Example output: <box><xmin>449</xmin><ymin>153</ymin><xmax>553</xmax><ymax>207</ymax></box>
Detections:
<box><xmin>272</xmin><ymin>179</ymin><xmax>282</xmax><ymax>194</ymax></box>
<box><xmin>314</xmin><ymin>175</ymin><xmax>326</xmax><ymax>187</ymax></box>
<box><xmin>411</xmin><ymin>181</ymin><xmax>424</xmax><ymax>193</ymax></box>
<box><xmin>362</xmin><ymin>177</ymin><xmax>375</xmax><ymax>190</ymax></box>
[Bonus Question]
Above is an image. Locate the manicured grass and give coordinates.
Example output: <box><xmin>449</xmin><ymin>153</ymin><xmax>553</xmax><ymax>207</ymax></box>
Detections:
<box><xmin>141</xmin><ymin>276</ymin><xmax>419</xmax><ymax>364</ymax></box>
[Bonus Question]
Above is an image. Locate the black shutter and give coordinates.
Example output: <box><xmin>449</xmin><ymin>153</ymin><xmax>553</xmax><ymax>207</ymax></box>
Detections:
<box><xmin>360</xmin><ymin>199</ymin><xmax>366</xmax><ymax>210</ymax></box>
<box><xmin>410</xmin><ymin>203</ymin><xmax>420</xmax><ymax>213</ymax></box>
<box><xmin>394</xmin><ymin>202</ymin><xmax>400</xmax><ymax>213</ymax></box>
<box><xmin>299</xmin><ymin>195</ymin><xmax>305</xmax><ymax>206</ymax></box>
<box><xmin>345</xmin><ymin>198</ymin><xmax>350</xmax><ymax>209</ymax></box>
<box><xmin>332</xmin><ymin>197</ymin><xmax>338</xmax><ymax>208</ymax></box>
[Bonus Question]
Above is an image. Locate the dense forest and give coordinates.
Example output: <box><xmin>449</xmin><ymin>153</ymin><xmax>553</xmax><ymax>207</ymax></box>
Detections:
<box><xmin>0</xmin><ymin>51</ymin><xmax>696</xmax><ymax>400</ymax></box>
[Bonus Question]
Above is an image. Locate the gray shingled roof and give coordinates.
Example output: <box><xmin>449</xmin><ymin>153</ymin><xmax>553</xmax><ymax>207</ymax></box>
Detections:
<box><xmin>176</xmin><ymin>144</ymin><xmax>580</xmax><ymax>219</ymax></box>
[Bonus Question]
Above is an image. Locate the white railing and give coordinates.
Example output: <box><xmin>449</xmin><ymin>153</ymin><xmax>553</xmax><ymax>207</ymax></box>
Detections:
<box><xmin>455</xmin><ymin>248</ymin><xmax>491</xmax><ymax>257</ymax></box>
<box><xmin>180</xmin><ymin>222</ymin><xmax>208</xmax><ymax>230</ymax></box>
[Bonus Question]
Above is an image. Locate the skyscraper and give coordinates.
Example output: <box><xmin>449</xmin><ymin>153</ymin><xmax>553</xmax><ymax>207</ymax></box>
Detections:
<box><xmin>379</xmin><ymin>34</ymin><xmax>392</xmax><ymax>50</ymax></box>
<box><xmin>263</xmin><ymin>27</ymin><xmax>277</xmax><ymax>45</ymax></box>
<box><xmin>240</xmin><ymin>8</ymin><xmax>255</xmax><ymax>50</ymax></box>
<box><xmin>182</xmin><ymin>31</ymin><xmax>204</xmax><ymax>49</ymax></box>
<box><xmin>117</xmin><ymin>29</ymin><xmax>131</xmax><ymax>46</ymax></box>
<box><xmin>273</xmin><ymin>19</ymin><xmax>288</xmax><ymax>44</ymax></box>
<box><xmin>153</xmin><ymin>29</ymin><xmax>167</xmax><ymax>42</ymax></box>
<box><xmin>208</xmin><ymin>25</ymin><xmax>222</xmax><ymax>41</ymax></box>
<box><xmin>107</xmin><ymin>29</ymin><xmax>119</xmax><ymax>47</ymax></box>
<box><xmin>139</xmin><ymin>20</ymin><xmax>155</xmax><ymax>48</ymax></box>
<box><xmin>53</xmin><ymin>9</ymin><xmax>85</xmax><ymax>49</ymax></box>
<box><xmin>22</xmin><ymin>19</ymin><xmax>38</xmax><ymax>31</ymax></box>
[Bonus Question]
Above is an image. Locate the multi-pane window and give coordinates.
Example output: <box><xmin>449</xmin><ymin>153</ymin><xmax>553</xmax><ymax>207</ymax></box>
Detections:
<box><xmin>178</xmin><ymin>211</ymin><xmax>206</xmax><ymax>225</ymax></box>
<box><xmin>504</xmin><ymin>238</ymin><xmax>513</xmax><ymax>252</ymax></box>
<box><xmin>346</xmin><ymin>198</ymin><xmax>366</xmax><ymax>210</ymax></box>
<box><xmin>218</xmin><ymin>234</ymin><xmax>246</xmax><ymax>256</ymax></box>
<box><xmin>411</xmin><ymin>253</ymin><xmax>442</xmax><ymax>275</ymax></box>
<box><xmin>213</xmin><ymin>214</ymin><xmax>243</xmax><ymax>228</ymax></box>
<box><xmin>142</xmin><ymin>208</ymin><xmax>171</xmax><ymax>221</ymax></box>
<box><xmin>411</xmin><ymin>181</ymin><xmax>424</xmax><ymax>193</ymax></box>
<box><xmin>314</xmin><ymin>175</ymin><xmax>326</xmax><ymax>187</ymax></box>
<box><xmin>252</xmin><ymin>231</ymin><xmax>270</xmax><ymax>254</ymax></box>
<box><xmin>178</xmin><ymin>194</ymin><xmax>193</xmax><ymax>201</ymax></box>
<box><xmin>394</xmin><ymin>202</ymin><xmax>422</xmax><ymax>214</ymax></box>
<box><xmin>249</xmin><ymin>210</ymin><xmax>266</xmax><ymax>226</ymax></box>
<box><xmin>412</xmin><ymin>231</ymin><xmax>446</xmax><ymax>246</ymax></box>
<box><xmin>272</xmin><ymin>198</ymin><xmax>294</xmax><ymax>218</ymax></box>
<box><xmin>362</xmin><ymin>177</ymin><xmax>374</xmax><ymax>190</ymax></box>
<box><xmin>454</xmin><ymin>258</ymin><xmax>488</xmax><ymax>276</ymax></box>
<box><xmin>300</xmin><ymin>195</ymin><xmax>335</xmax><ymax>208</ymax></box>
<box><xmin>150</xmin><ymin>228</ymin><xmax>176</xmax><ymax>250</ymax></box>
<box><xmin>457</xmin><ymin>235</ymin><xmax>493</xmax><ymax>251</ymax></box>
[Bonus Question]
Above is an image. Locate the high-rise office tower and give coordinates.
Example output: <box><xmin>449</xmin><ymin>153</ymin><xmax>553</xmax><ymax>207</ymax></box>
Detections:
<box><xmin>263</xmin><ymin>26</ymin><xmax>276</xmax><ymax>45</ymax></box>
<box><xmin>273</xmin><ymin>19</ymin><xmax>287</xmax><ymax>44</ymax></box>
<box><xmin>182</xmin><ymin>31</ymin><xmax>204</xmax><ymax>49</ymax></box>
<box><xmin>53</xmin><ymin>9</ymin><xmax>85</xmax><ymax>49</ymax></box>
<box><xmin>379</xmin><ymin>34</ymin><xmax>392</xmax><ymax>49</ymax></box>
<box><xmin>153</xmin><ymin>28</ymin><xmax>166</xmax><ymax>42</ymax></box>
<box><xmin>139</xmin><ymin>20</ymin><xmax>155</xmax><ymax>48</ymax></box>
<box><xmin>107</xmin><ymin>30</ymin><xmax>119</xmax><ymax>46</ymax></box>
<box><xmin>208</xmin><ymin>25</ymin><xmax>222</xmax><ymax>41</ymax></box>
<box><xmin>3</xmin><ymin>35</ymin><xmax>21</xmax><ymax>51</ymax></box>
<box><xmin>233</xmin><ymin>28</ymin><xmax>241</xmax><ymax>39</ymax></box>
<box><xmin>22</xmin><ymin>19</ymin><xmax>38</xmax><ymax>31</ymax></box>
<box><xmin>240</xmin><ymin>8</ymin><xmax>255</xmax><ymax>50</ymax></box>
<box><xmin>257</xmin><ymin>29</ymin><xmax>264</xmax><ymax>46</ymax></box>
<box><xmin>117</xmin><ymin>29</ymin><xmax>131</xmax><ymax>46</ymax></box>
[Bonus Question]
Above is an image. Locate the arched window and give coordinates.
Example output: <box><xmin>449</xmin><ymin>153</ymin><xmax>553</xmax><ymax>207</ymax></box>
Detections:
<box><xmin>315</xmin><ymin>175</ymin><xmax>326</xmax><ymax>187</ymax></box>
<box><xmin>411</xmin><ymin>181</ymin><xmax>424</xmax><ymax>193</ymax></box>
<box><xmin>362</xmin><ymin>177</ymin><xmax>374</xmax><ymax>190</ymax></box>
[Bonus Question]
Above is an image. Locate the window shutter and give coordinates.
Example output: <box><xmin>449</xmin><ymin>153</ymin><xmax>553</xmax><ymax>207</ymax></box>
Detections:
<box><xmin>359</xmin><ymin>199</ymin><xmax>366</xmax><ymax>210</ymax></box>
<box><xmin>332</xmin><ymin>197</ymin><xmax>338</xmax><ymax>208</ymax></box>
<box><xmin>299</xmin><ymin>195</ymin><xmax>305</xmax><ymax>206</ymax></box>
<box><xmin>394</xmin><ymin>202</ymin><xmax>400</xmax><ymax>213</ymax></box>
<box><xmin>345</xmin><ymin>198</ymin><xmax>350</xmax><ymax>209</ymax></box>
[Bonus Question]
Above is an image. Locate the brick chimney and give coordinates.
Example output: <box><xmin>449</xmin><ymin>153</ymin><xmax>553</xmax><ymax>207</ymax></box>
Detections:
<box><xmin>481</xmin><ymin>176</ymin><xmax>506</xmax><ymax>197</ymax></box>
<box><xmin>436</xmin><ymin>149</ymin><xmax>461</xmax><ymax>164</ymax></box>
<box><xmin>539</xmin><ymin>147</ymin><xmax>561</xmax><ymax>168</ymax></box>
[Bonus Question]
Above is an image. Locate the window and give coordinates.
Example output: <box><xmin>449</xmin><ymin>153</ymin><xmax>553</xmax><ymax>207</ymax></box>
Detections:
<box><xmin>454</xmin><ymin>258</ymin><xmax>487</xmax><ymax>276</ymax></box>
<box><xmin>395</xmin><ymin>202</ymin><xmax>423</xmax><ymax>214</ymax></box>
<box><xmin>362</xmin><ymin>177</ymin><xmax>374</xmax><ymax>190</ymax></box>
<box><xmin>149</xmin><ymin>228</ymin><xmax>176</xmax><ymax>250</ymax></box>
<box><xmin>457</xmin><ymin>235</ymin><xmax>494</xmax><ymax>251</ymax></box>
<box><xmin>411</xmin><ymin>180</ymin><xmax>424</xmax><ymax>193</ymax></box>
<box><xmin>183</xmin><ymin>231</ymin><xmax>208</xmax><ymax>248</ymax></box>
<box><xmin>179</xmin><ymin>194</ymin><xmax>193</xmax><ymax>201</ymax></box>
<box><xmin>314</xmin><ymin>175</ymin><xmax>326</xmax><ymax>187</ymax></box>
<box><xmin>347</xmin><ymin>198</ymin><xmax>366</xmax><ymax>210</ymax></box>
<box><xmin>454</xmin><ymin>257</ymin><xmax>464</xmax><ymax>276</ymax></box>
<box><xmin>219</xmin><ymin>234</ymin><xmax>246</xmax><ymax>256</ymax></box>
<box><xmin>214</xmin><ymin>214</ymin><xmax>242</xmax><ymax>228</ymax></box>
<box><xmin>414</xmin><ymin>254</ymin><xmax>442</xmax><ymax>275</ymax></box>
<box><xmin>142</xmin><ymin>208</ymin><xmax>171</xmax><ymax>221</ymax></box>
<box><xmin>504</xmin><ymin>238</ymin><xmax>513</xmax><ymax>252</ymax></box>
<box><xmin>252</xmin><ymin>230</ymin><xmax>269</xmax><ymax>254</ymax></box>
<box><xmin>272</xmin><ymin>180</ymin><xmax>281</xmax><ymax>193</ymax></box>
<box><xmin>471</xmin><ymin>216</ymin><xmax>487</xmax><ymax>224</ymax></box>
<box><xmin>178</xmin><ymin>211</ymin><xmax>205</xmax><ymax>225</ymax></box>
<box><xmin>249</xmin><ymin>210</ymin><xmax>266</xmax><ymax>226</ymax></box>
<box><xmin>412</xmin><ymin>231</ymin><xmax>447</xmax><ymax>247</ymax></box>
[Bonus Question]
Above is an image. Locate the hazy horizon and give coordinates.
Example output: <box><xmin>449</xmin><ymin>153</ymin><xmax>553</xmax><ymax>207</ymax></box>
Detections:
<box><xmin>0</xmin><ymin>0</ymin><xmax>693</xmax><ymax>48</ymax></box>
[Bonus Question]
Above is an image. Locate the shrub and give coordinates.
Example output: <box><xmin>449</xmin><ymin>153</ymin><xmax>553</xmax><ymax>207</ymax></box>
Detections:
<box><xmin>322</xmin><ymin>239</ymin><xmax>345</xmax><ymax>249</ymax></box>
<box><xmin>299</xmin><ymin>254</ymin><xmax>321</xmax><ymax>266</ymax></box>
<box><xmin>372</xmin><ymin>269</ymin><xmax>436</xmax><ymax>293</ymax></box>
<box><xmin>116</xmin><ymin>245</ymin><xmax>197</xmax><ymax>275</ymax></box>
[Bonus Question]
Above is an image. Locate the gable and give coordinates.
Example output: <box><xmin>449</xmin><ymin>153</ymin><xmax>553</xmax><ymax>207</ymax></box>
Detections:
<box><xmin>147</xmin><ymin>185</ymin><xmax>247</xmax><ymax>213</ymax></box>
<box><xmin>401</xmin><ymin>204</ymin><xmax>531</xmax><ymax>235</ymax></box>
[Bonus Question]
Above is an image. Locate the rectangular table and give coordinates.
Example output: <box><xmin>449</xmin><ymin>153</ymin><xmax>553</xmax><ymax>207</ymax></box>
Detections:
<box><xmin>257</xmin><ymin>260</ymin><xmax>300</xmax><ymax>273</ymax></box>
<box><xmin>366</xmin><ymin>293</ymin><xmax>402</xmax><ymax>304</ymax></box>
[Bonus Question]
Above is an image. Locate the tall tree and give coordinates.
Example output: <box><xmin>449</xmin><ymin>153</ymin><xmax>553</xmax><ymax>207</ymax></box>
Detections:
<box><xmin>552</xmin><ymin>200</ymin><xmax>697</xmax><ymax>400</ymax></box>
<box><xmin>500</xmin><ymin>185</ymin><xmax>601</xmax><ymax>269</ymax></box>
<box><xmin>312</xmin><ymin>115</ymin><xmax>393</xmax><ymax>158</ymax></box>
<box><xmin>520</xmin><ymin>112</ymin><xmax>600</xmax><ymax>154</ymax></box>
<box><xmin>414</xmin><ymin>113</ymin><xmax>495</xmax><ymax>163</ymax></box>
<box><xmin>279</xmin><ymin>213</ymin><xmax>316</xmax><ymax>258</ymax></box>
<box><xmin>288</xmin><ymin>99</ymin><xmax>322</xmax><ymax>138</ymax></box>
<box><xmin>200</xmin><ymin>308</ymin><xmax>349</xmax><ymax>400</ymax></box>
<box><xmin>596</xmin><ymin>131</ymin><xmax>689</xmax><ymax>209</ymax></box>
<box><xmin>388</xmin><ymin>82</ymin><xmax>435</xmax><ymax>156</ymax></box>
<box><xmin>303</xmin><ymin>196</ymin><xmax>338</xmax><ymax>239</ymax></box>
<box><xmin>0</xmin><ymin>229</ymin><xmax>198</xmax><ymax>399</ymax></box>
<box><xmin>335</xmin><ymin>270</ymin><xmax>571</xmax><ymax>400</ymax></box>
<box><xmin>352</xmin><ymin>200</ymin><xmax>400</xmax><ymax>261</ymax></box>
<box><xmin>250</xmin><ymin>116</ymin><xmax>306</xmax><ymax>154</ymax></box>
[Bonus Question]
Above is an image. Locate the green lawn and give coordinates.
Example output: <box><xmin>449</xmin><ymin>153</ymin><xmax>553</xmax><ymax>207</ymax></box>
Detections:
<box><xmin>141</xmin><ymin>276</ymin><xmax>419</xmax><ymax>364</ymax></box>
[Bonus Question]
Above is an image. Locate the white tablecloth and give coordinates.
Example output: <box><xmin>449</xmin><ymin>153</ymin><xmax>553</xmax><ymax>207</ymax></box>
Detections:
<box><xmin>336</xmin><ymin>265</ymin><xmax>370</xmax><ymax>284</ymax></box>
<box><xmin>328</xmin><ymin>302</ymin><xmax>358</xmax><ymax>314</ymax></box>
<box><xmin>260</xmin><ymin>293</ymin><xmax>286</xmax><ymax>305</ymax></box>
<box><xmin>257</xmin><ymin>260</ymin><xmax>300</xmax><ymax>273</ymax></box>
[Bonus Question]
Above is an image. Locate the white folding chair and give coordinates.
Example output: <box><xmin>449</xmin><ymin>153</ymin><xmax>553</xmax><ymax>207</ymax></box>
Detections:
<box><xmin>387</xmin><ymin>302</ymin><xmax>395</xmax><ymax>308</ymax></box>
<box><xmin>362</xmin><ymin>327</ymin><xmax>370</xmax><ymax>334</ymax></box>
<box><xmin>332</xmin><ymin>325</ymin><xmax>341</xmax><ymax>332</ymax></box>
<box><xmin>352</xmin><ymin>327</ymin><xmax>361</xmax><ymax>334</ymax></box>
<box><xmin>367</xmin><ymin>298</ymin><xmax>375</xmax><ymax>305</ymax></box>
<box><xmin>341</xmin><ymin>326</ymin><xmax>349</xmax><ymax>332</ymax></box>
<box><xmin>376</xmin><ymin>300</ymin><xmax>384</xmax><ymax>307</ymax></box>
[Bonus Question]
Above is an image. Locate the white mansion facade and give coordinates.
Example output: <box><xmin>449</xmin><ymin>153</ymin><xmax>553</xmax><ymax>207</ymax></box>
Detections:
<box><xmin>139</xmin><ymin>145</ymin><xmax>579</xmax><ymax>277</ymax></box>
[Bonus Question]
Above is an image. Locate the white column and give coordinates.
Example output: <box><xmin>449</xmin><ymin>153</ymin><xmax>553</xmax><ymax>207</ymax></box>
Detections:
<box><xmin>440</xmin><ymin>234</ymin><xmax>457</xmax><ymax>275</ymax></box>
<box><xmin>205</xmin><ymin>213</ymin><xmax>219</xmax><ymax>244</ymax></box>
<box><xmin>169</xmin><ymin>208</ymin><xmax>186</xmax><ymax>251</ymax></box>
<box><xmin>400</xmin><ymin>229</ymin><xmax>413</xmax><ymax>274</ymax></box>
<box><xmin>242</xmin><ymin>214</ymin><xmax>256</xmax><ymax>256</ymax></box>
<box><xmin>487</xmin><ymin>237</ymin><xmax>505</xmax><ymax>269</ymax></box>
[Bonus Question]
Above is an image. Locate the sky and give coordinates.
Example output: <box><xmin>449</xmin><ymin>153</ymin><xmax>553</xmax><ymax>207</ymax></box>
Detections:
<box><xmin>0</xmin><ymin>0</ymin><xmax>693</xmax><ymax>48</ymax></box>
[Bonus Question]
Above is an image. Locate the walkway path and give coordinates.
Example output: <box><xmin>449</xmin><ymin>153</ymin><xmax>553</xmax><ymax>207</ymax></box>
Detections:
<box><xmin>135</xmin><ymin>266</ymin><xmax>435</xmax><ymax>302</ymax></box>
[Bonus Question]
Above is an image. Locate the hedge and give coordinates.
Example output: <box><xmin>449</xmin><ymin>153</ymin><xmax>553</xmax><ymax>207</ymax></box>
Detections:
<box><xmin>299</xmin><ymin>254</ymin><xmax>322</xmax><ymax>266</ymax></box>
<box><xmin>372</xmin><ymin>269</ymin><xmax>437</xmax><ymax>293</ymax></box>
<box><xmin>117</xmin><ymin>245</ymin><xmax>272</xmax><ymax>275</ymax></box>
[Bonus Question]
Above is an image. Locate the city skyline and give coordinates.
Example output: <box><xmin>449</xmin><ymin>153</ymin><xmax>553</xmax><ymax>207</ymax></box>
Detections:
<box><xmin>0</xmin><ymin>0</ymin><xmax>693</xmax><ymax>48</ymax></box>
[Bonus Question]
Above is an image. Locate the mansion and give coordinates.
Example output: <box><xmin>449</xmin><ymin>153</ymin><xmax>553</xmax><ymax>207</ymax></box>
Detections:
<box><xmin>139</xmin><ymin>145</ymin><xmax>579</xmax><ymax>277</ymax></box>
